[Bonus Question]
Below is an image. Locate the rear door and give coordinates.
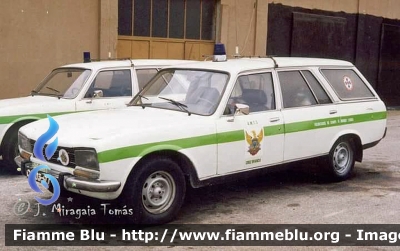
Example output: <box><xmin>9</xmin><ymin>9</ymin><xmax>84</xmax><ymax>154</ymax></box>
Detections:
<box><xmin>278</xmin><ymin>68</ymin><xmax>338</xmax><ymax>161</ymax></box>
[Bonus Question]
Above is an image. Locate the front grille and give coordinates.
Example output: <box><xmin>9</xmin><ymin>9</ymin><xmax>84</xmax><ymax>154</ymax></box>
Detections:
<box><xmin>29</xmin><ymin>140</ymin><xmax>76</xmax><ymax>168</ymax></box>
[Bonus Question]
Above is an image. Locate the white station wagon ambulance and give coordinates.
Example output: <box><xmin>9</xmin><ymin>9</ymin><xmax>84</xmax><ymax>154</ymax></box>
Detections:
<box><xmin>0</xmin><ymin>59</ymin><xmax>190</xmax><ymax>170</ymax></box>
<box><xmin>17</xmin><ymin>56</ymin><xmax>387</xmax><ymax>224</ymax></box>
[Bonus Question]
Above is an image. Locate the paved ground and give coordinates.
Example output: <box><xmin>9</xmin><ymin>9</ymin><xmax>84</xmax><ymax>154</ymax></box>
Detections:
<box><xmin>0</xmin><ymin>111</ymin><xmax>399</xmax><ymax>250</ymax></box>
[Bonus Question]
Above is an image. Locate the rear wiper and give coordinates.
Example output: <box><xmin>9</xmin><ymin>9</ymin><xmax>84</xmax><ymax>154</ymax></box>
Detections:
<box><xmin>158</xmin><ymin>97</ymin><xmax>191</xmax><ymax>116</ymax></box>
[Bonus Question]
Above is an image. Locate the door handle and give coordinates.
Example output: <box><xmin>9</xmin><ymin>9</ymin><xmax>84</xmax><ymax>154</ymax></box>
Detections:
<box><xmin>367</xmin><ymin>108</ymin><xmax>374</xmax><ymax>111</ymax></box>
<box><xmin>329</xmin><ymin>110</ymin><xmax>337</xmax><ymax>114</ymax></box>
<box><xmin>270</xmin><ymin>117</ymin><xmax>280</xmax><ymax>122</ymax></box>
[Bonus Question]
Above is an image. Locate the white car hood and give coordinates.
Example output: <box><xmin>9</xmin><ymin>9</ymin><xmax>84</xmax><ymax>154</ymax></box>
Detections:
<box><xmin>20</xmin><ymin>106</ymin><xmax>205</xmax><ymax>147</ymax></box>
<box><xmin>0</xmin><ymin>96</ymin><xmax>71</xmax><ymax>116</ymax></box>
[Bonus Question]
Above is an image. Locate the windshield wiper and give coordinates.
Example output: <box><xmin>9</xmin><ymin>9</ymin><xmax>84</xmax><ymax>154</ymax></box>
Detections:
<box><xmin>30</xmin><ymin>91</ymin><xmax>62</xmax><ymax>99</ymax></box>
<box><xmin>159</xmin><ymin>97</ymin><xmax>191</xmax><ymax>116</ymax></box>
<box><xmin>46</xmin><ymin>86</ymin><xmax>60</xmax><ymax>93</ymax></box>
<box><xmin>138</xmin><ymin>94</ymin><xmax>149</xmax><ymax>109</ymax></box>
<box><xmin>138</xmin><ymin>94</ymin><xmax>148</xmax><ymax>101</ymax></box>
<box><xmin>128</xmin><ymin>94</ymin><xmax>149</xmax><ymax>108</ymax></box>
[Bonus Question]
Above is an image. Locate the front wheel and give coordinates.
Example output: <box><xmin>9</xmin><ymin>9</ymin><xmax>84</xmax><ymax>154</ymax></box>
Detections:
<box><xmin>124</xmin><ymin>157</ymin><xmax>186</xmax><ymax>224</ymax></box>
<box><xmin>327</xmin><ymin>138</ymin><xmax>355</xmax><ymax>181</ymax></box>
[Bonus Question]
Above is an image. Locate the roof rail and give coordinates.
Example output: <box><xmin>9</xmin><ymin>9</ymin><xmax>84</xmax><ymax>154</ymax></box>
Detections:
<box><xmin>197</xmin><ymin>54</ymin><xmax>281</xmax><ymax>68</ymax></box>
<box><xmin>89</xmin><ymin>57</ymin><xmax>133</xmax><ymax>62</ymax></box>
<box><xmin>269</xmin><ymin>56</ymin><xmax>278</xmax><ymax>68</ymax></box>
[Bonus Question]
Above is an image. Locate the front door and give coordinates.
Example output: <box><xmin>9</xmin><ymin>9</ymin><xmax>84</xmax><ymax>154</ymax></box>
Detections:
<box><xmin>217</xmin><ymin>71</ymin><xmax>284</xmax><ymax>175</ymax></box>
<box><xmin>76</xmin><ymin>68</ymin><xmax>133</xmax><ymax>111</ymax></box>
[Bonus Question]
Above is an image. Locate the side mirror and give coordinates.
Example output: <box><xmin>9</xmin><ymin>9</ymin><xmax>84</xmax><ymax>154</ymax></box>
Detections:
<box><xmin>93</xmin><ymin>90</ymin><xmax>103</xmax><ymax>98</ymax></box>
<box><xmin>228</xmin><ymin>103</ymin><xmax>249</xmax><ymax>122</ymax></box>
<box><xmin>235</xmin><ymin>103</ymin><xmax>249</xmax><ymax>115</ymax></box>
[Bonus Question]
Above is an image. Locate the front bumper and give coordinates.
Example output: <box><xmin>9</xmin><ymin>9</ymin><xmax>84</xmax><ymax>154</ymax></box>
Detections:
<box><xmin>16</xmin><ymin>156</ymin><xmax>121</xmax><ymax>193</ymax></box>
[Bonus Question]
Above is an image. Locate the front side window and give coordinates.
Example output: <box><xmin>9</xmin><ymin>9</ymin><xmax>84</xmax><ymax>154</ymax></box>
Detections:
<box><xmin>321</xmin><ymin>69</ymin><xmax>375</xmax><ymax>100</ymax></box>
<box><xmin>130</xmin><ymin>69</ymin><xmax>229</xmax><ymax>116</ymax></box>
<box><xmin>278</xmin><ymin>71</ymin><xmax>318</xmax><ymax>108</ymax></box>
<box><xmin>33</xmin><ymin>68</ymin><xmax>91</xmax><ymax>99</ymax></box>
<box><xmin>225</xmin><ymin>72</ymin><xmax>275</xmax><ymax>114</ymax></box>
<box><xmin>85</xmin><ymin>70</ymin><xmax>132</xmax><ymax>98</ymax></box>
<box><xmin>136</xmin><ymin>68</ymin><xmax>158</xmax><ymax>89</ymax></box>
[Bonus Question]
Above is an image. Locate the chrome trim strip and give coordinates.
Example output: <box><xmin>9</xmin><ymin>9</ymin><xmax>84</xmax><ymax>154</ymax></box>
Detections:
<box><xmin>64</xmin><ymin>176</ymin><xmax>121</xmax><ymax>192</ymax></box>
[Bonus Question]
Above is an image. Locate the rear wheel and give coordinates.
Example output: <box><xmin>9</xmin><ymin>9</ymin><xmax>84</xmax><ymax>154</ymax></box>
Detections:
<box><xmin>1</xmin><ymin>127</ymin><xmax>20</xmax><ymax>173</ymax></box>
<box><xmin>124</xmin><ymin>157</ymin><xmax>186</xmax><ymax>224</ymax></box>
<box><xmin>327</xmin><ymin>138</ymin><xmax>355</xmax><ymax>181</ymax></box>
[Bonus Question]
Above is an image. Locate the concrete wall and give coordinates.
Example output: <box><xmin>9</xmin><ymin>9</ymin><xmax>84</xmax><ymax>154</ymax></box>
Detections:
<box><xmin>100</xmin><ymin>0</ymin><xmax>118</xmax><ymax>60</ymax></box>
<box><xmin>0</xmin><ymin>0</ymin><xmax>102</xmax><ymax>99</ymax></box>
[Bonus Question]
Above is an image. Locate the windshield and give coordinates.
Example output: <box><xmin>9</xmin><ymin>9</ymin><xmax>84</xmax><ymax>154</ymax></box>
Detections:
<box><xmin>130</xmin><ymin>69</ymin><xmax>229</xmax><ymax>116</ymax></box>
<box><xmin>33</xmin><ymin>68</ymin><xmax>91</xmax><ymax>98</ymax></box>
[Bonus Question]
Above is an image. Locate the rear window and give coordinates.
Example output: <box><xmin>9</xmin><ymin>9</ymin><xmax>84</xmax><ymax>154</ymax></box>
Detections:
<box><xmin>321</xmin><ymin>69</ymin><xmax>375</xmax><ymax>100</ymax></box>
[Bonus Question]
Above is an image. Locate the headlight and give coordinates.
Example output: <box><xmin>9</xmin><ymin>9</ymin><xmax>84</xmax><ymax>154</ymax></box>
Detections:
<box><xmin>74</xmin><ymin>149</ymin><xmax>99</xmax><ymax>171</ymax></box>
<box><xmin>18</xmin><ymin>132</ymin><xmax>32</xmax><ymax>153</ymax></box>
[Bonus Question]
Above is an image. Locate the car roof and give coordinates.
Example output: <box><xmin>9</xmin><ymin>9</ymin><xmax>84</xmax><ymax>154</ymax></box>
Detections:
<box><xmin>162</xmin><ymin>57</ymin><xmax>354</xmax><ymax>74</ymax></box>
<box><xmin>59</xmin><ymin>59</ymin><xmax>195</xmax><ymax>71</ymax></box>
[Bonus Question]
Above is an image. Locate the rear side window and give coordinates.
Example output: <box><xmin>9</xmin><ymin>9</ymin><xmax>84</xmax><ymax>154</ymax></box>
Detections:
<box><xmin>278</xmin><ymin>71</ymin><xmax>317</xmax><ymax>108</ymax></box>
<box><xmin>321</xmin><ymin>69</ymin><xmax>375</xmax><ymax>100</ymax></box>
<box><xmin>301</xmin><ymin>71</ymin><xmax>332</xmax><ymax>104</ymax></box>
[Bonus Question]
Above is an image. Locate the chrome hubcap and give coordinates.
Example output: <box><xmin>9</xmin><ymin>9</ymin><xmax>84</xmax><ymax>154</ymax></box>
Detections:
<box><xmin>333</xmin><ymin>142</ymin><xmax>351</xmax><ymax>174</ymax></box>
<box><xmin>142</xmin><ymin>171</ymin><xmax>176</xmax><ymax>214</ymax></box>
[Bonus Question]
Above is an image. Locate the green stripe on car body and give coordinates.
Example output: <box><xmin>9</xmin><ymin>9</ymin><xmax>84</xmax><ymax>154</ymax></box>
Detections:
<box><xmin>98</xmin><ymin>134</ymin><xmax>218</xmax><ymax>163</ymax></box>
<box><xmin>98</xmin><ymin>125</ymin><xmax>285</xmax><ymax>163</ymax></box>
<box><xmin>0</xmin><ymin>112</ymin><xmax>73</xmax><ymax>124</ymax></box>
<box><xmin>265</xmin><ymin>125</ymin><xmax>283</xmax><ymax>136</ymax></box>
<box><xmin>284</xmin><ymin>111</ymin><xmax>387</xmax><ymax>133</ymax></box>
<box><xmin>97</xmin><ymin>111</ymin><xmax>387</xmax><ymax>163</ymax></box>
<box><xmin>217</xmin><ymin>130</ymin><xmax>243</xmax><ymax>144</ymax></box>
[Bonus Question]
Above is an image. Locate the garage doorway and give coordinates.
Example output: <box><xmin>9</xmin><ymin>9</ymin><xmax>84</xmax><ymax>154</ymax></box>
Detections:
<box><xmin>117</xmin><ymin>0</ymin><xmax>217</xmax><ymax>60</ymax></box>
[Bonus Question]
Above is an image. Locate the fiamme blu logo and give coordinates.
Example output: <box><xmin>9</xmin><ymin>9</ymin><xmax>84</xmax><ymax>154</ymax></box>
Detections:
<box><xmin>27</xmin><ymin>115</ymin><xmax>61</xmax><ymax>206</ymax></box>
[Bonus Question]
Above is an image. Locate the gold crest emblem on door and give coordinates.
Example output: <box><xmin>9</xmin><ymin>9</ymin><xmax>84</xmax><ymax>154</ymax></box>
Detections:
<box><xmin>245</xmin><ymin>129</ymin><xmax>264</xmax><ymax>156</ymax></box>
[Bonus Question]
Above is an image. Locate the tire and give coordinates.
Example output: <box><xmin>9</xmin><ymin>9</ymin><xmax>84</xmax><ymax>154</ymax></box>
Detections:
<box><xmin>327</xmin><ymin>138</ymin><xmax>355</xmax><ymax>181</ymax></box>
<box><xmin>1</xmin><ymin>127</ymin><xmax>20</xmax><ymax>173</ymax></box>
<box><xmin>124</xmin><ymin>157</ymin><xmax>186</xmax><ymax>224</ymax></box>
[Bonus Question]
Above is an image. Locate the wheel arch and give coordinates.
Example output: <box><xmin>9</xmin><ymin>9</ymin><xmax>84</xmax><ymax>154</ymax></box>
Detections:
<box><xmin>129</xmin><ymin>149</ymin><xmax>201</xmax><ymax>189</ymax></box>
<box><xmin>330</xmin><ymin>131</ymin><xmax>363</xmax><ymax>162</ymax></box>
<box><xmin>0</xmin><ymin>119</ymin><xmax>37</xmax><ymax>153</ymax></box>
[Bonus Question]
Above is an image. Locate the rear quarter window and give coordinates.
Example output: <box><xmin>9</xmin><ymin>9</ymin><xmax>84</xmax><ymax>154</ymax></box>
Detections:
<box><xmin>321</xmin><ymin>69</ymin><xmax>375</xmax><ymax>100</ymax></box>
